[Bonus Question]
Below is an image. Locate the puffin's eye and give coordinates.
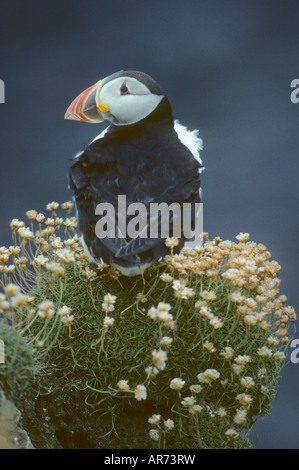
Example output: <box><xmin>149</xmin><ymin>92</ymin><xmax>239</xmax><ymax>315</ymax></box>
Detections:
<box><xmin>120</xmin><ymin>84</ymin><xmax>130</xmax><ymax>95</ymax></box>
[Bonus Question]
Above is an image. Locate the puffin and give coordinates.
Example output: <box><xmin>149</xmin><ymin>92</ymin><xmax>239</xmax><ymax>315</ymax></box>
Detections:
<box><xmin>65</xmin><ymin>70</ymin><xmax>203</xmax><ymax>276</ymax></box>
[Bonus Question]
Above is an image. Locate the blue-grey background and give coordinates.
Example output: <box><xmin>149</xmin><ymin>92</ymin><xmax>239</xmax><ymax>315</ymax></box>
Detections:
<box><xmin>0</xmin><ymin>0</ymin><xmax>298</xmax><ymax>449</ymax></box>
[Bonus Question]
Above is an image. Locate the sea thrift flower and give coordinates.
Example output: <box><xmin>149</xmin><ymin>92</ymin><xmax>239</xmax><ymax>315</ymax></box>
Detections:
<box><xmin>189</xmin><ymin>405</ymin><xmax>202</xmax><ymax>416</ymax></box>
<box><xmin>170</xmin><ymin>378</ymin><xmax>185</xmax><ymax>390</ymax></box>
<box><xmin>18</xmin><ymin>227</ymin><xmax>34</xmax><ymax>240</ymax></box>
<box><xmin>181</xmin><ymin>396</ymin><xmax>196</xmax><ymax>407</ymax></box>
<box><xmin>46</xmin><ymin>202</ymin><xmax>59</xmax><ymax>212</ymax></box>
<box><xmin>230</xmin><ymin>291</ymin><xmax>245</xmax><ymax>303</ymax></box>
<box><xmin>148</xmin><ymin>303</ymin><xmax>174</xmax><ymax>324</ymax></box>
<box><xmin>117</xmin><ymin>380</ymin><xmax>130</xmax><ymax>391</ymax></box>
<box><xmin>51</xmin><ymin>237</ymin><xmax>64</xmax><ymax>249</ymax></box>
<box><xmin>81</xmin><ymin>267</ymin><xmax>97</xmax><ymax>279</ymax></box>
<box><xmin>172</xmin><ymin>279</ymin><xmax>188</xmax><ymax>290</ymax></box>
<box><xmin>55</xmin><ymin>248</ymin><xmax>75</xmax><ymax>263</ymax></box>
<box><xmin>209</xmin><ymin>317</ymin><xmax>223</xmax><ymax>329</ymax></box>
<box><xmin>11</xmin><ymin>293</ymin><xmax>30</xmax><ymax>308</ymax></box>
<box><xmin>257</xmin><ymin>346</ymin><xmax>272</xmax><ymax>358</ymax></box>
<box><xmin>203</xmin><ymin>341</ymin><xmax>216</xmax><ymax>353</ymax></box>
<box><xmin>34</xmin><ymin>255</ymin><xmax>49</xmax><ymax>267</ymax></box>
<box><xmin>267</xmin><ymin>336</ymin><xmax>279</xmax><ymax>347</ymax></box>
<box><xmin>148</xmin><ymin>414</ymin><xmax>161</xmax><ymax>425</ymax></box>
<box><xmin>26</xmin><ymin>210</ymin><xmax>37</xmax><ymax>220</ymax></box>
<box><xmin>189</xmin><ymin>384</ymin><xmax>202</xmax><ymax>394</ymax></box>
<box><xmin>199</xmin><ymin>306</ymin><xmax>213</xmax><ymax>320</ymax></box>
<box><xmin>62</xmin><ymin>314</ymin><xmax>74</xmax><ymax>326</ymax></box>
<box><xmin>102</xmin><ymin>293</ymin><xmax>117</xmax><ymax>313</ymax></box>
<box><xmin>103</xmin><ymin>316</ymin><xmax>115</xmax><ymax>331</ymax></box>
<box><xmin>231</xmin><ymin>364</ymin><xmax>245</xmax><ymax>375</ymax></box>
<box><xmin>46</xmin><ymin>262</ymin><xmax>65</xmax><ymax>278</ymax></box>
<box><xmin>145</xmin><ymin>366</ymin><xmax>159</xmax><ymax>377</ymax></box>
<box><xmin>55</xmin><ymin>217</ymin><xmax>64</xmax><ymax>226</ymax></box>
<box><xmin>156</xmin><ymin>309</ymin><xmax>173</xmax><ymax>323</ymax></box>
<box><xmin>10</xmin><ymin>219</ymin><xmax>25</xmax><ymax>231</ymax></box>
<box><xmin>149</xmin><ymin>429</ymin><xmax>160</xmax><ymax>441</ymax></box>
<box><xmin>15</xmin><ymin>256</ymin><xmax>28</xmax><ymax>269</ymax></box>
<box><xmin>164</xmin><ymin>419</ymin><xmax>175</xmax><ymax>430</ymax></box>
<box><xmin>174</xmin><ymin>286</ymin><xmax>195</xmax><ymax>300</ymax></box>
<box><xmin>197</xmin><ymin>369</ymin><xmax>220</xmax><ymax>385</ymax></box>
<box><xmin>240</xmin><ymin>377</ymin><xmax>255</xmax><ymax>389</ymax></box>
<box><xmin>200</xmin><ymin>290</ymin><xmax>217</xmax><ymax>301</ymax></box>
<box><xmin>134</xmin><ymin>384</ymin><xmax>147</xmax><ymax>401</ymax></box>
<box><xmin>147</xmin><ymin>306</ymin><xmax>158</xmax><ymax>320</ymax></box>
<box><xmin>160</xmin><ymin>273</ymin><xmax>174</xmax><ymax>283</ymax></box>
<box><xmin>245</xmin><ymin>298</ymin><xmax>257</xmax><ymax>309</ymax></box>
<box><xmin>217</xmin><ymin>407</ymin><xmax>227</xmax><ymax>417</ymax></box>
<box><xmin>36</xmin><ymin>213</ymin><xmax>45</xmax><ymax>223</ymax></box>
<box><xmin>104</xmin><ymin>293</ymin><xmax>117</xmax><ymax>305</ymax></box>
<box><xmin>64</xmin><ymin>218</ymin><xmax>77</xmax><ymax>229</ymax></box>
<box><xmin>206</xmin><ymin>268</ymin><xmax>219</xmax><ymax>278</ymax></box>
<box><xmin>236</xmin><ymin>232</ymin><xmax>250</xmax><ymax>242</ymax></box>
<box><xmin>235</xmin><ymin>355</ymin><xmax>251</xmax><ymax>365</ymax></box>
<box><xmin>38</xmin><ymin>300</ymin><xmax>55</xmax><ymax>320</ymax></box>
<box><xmin>136</xmin><ymin>292</ymin><xmax>147</xmax><ymax>303</ymax></box>
<box><xmin>244</xmin><ymin>314</ymin><xmax>257</xmax><ymax>326</ymax></box>
<box><xmin>4</xmin><ymin>283</ymin><xmax>20</xmax><ymax>297</ymax></box>
<box><xmin>152</xmin><ymin>349</ymin><xmax>167</xmax><ymax>371</ymax></box>
<box><xmin>157</xmin><ymin>302</ymin><xmax>172</xmax><ymax>312</ymax></box>
<box><xmin>225</xmin><ymin>429</ymin><xmax>239</xmax><ymax>440</ymax></box>
<box><xmin>220</xmin><ymin>347</ymin><xmax>234</xmax><ymax>359</ymax></box>
<box><xmin>235</xmin><ymin>393</ymin><xmax>253</xmax><ymax>407</ymax></box>
<box><xmin>255</xmin><ymin>295</ymin><xmax>267</xmax><ymax>305</ymax></box>
<box><xmin>260</xmin><ymin>385</ymin><xmax>268</xmax><ymax>394</ymax></box>
<box><xmin>233</xmin><ymin>408</ymin><xmax>248</xmax><ymax>425</ymax></box>
<box><xmin>160</xmin><ymin>336</ymin><xmax>173</xmax><ymax>347</ymax></box>
<box><xmin>45</xmin><ymin>218</ymin><xmax>55</xmax><ymax>226</ymax></box>
<box><xmin>222</xmin><ymin>268</ymin><xmax>240</xmax><ymax>282</ymax></box>
<box><xmin>165</xmin><ymin>237</ymin><xmax>179</xmax><ymax>248</ymax></box>
<box><xmin>9</xmin><ymin>246</ymin><xmax>21</xmax><ymax>255</ymax></box>
<box><xmin>4</xmin><ymin>265</ymin><xmax>15</xmax><ymax>274</ymax></box>
<box><xmin>62</xmin><ymin>201</ymin><xmax>74</xmax><ymax>211</ymax></box>
<box><xmin>58</xmin><ymin>306</ymin><xmax>72</xmax><ymax>316</ymax></box>
<box><xmin>274</xmin><ymin>351</ymin><xmax>286</xmax><ymax>361</ymax></box>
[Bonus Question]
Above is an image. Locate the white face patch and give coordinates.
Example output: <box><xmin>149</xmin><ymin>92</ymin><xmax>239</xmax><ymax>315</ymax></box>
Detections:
<box><xmin>99</xmin><ymin>77</ymin><xmax>164</xmax><ymax>125</ymax></box>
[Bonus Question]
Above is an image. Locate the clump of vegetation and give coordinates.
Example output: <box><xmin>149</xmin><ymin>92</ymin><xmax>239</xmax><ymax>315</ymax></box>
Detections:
<box><xmin>0</xmin><ymin>321</ymin><xmax>35</xmax><ymax>397</ymax></box>
<box><xmin>0</xmin><ymin>202</ymin><xmax>296</xmax><ymax>449</ymax></box>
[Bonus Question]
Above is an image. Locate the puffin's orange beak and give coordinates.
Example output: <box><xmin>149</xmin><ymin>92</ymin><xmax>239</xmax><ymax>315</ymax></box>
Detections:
<box><xmin>64</xmin><ymin>79</ymin><xmax>105</xmax><ymax>123</ymax></box>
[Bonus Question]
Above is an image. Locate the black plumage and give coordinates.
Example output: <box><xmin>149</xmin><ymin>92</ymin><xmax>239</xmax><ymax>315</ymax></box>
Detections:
<box><xmin>67</xmin><ymin>73</ymin><xmax>202</xmax><ymax>274</ymax></box>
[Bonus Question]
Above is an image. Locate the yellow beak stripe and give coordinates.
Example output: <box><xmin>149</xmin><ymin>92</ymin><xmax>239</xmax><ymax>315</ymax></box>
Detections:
<box><xmin>99</xmin><ymin>102</ymin><xmax>109</xmax><ymax>113</ymax></box>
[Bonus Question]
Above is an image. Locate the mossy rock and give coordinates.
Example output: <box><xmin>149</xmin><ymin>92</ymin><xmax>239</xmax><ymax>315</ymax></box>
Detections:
<box><xmin>1</xmin><ymin>225</ymin><xmax>294</xmax><ymax>449</ymax></box>
<box><xmin>16</xmin><ymin>260</ymin><xmax>284</xmax><ymax>449</ymax></box>
<box><xmin>0</xmin><ymin>321</ymin><xmax>35</xmax><ymax>397</ymax></box>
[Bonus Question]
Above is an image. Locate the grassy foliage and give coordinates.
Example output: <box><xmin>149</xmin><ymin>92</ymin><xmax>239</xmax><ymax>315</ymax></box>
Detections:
<box><xmin>0</xmin><ymin>203</ymin><xmax>296</xmax><ymax>448</ymax></box>
<box><xmin>0</xmin><ymin>321</ymin><xmax>35</xmax><ymax>395</ymax></box>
